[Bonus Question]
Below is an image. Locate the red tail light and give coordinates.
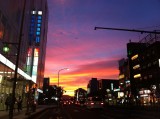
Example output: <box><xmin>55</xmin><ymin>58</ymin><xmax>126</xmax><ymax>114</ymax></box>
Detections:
<box><xmin>91</xmin><ymin>102</ymin><xmax>94</xmax><ymax>105</ymax></box>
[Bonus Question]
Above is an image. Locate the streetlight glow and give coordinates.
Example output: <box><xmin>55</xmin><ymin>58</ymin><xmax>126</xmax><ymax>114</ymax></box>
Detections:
<box><xmin>58</xmin><ymin>68</ymin><xmax>69</xmax><ymax>87</ymax></box>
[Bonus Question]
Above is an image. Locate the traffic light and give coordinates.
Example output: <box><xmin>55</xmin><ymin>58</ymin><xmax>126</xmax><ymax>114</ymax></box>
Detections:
<box><xmin>3</xmin><ymin>44</ymin><xmax>10</xmax><ymax>53</ymax></box>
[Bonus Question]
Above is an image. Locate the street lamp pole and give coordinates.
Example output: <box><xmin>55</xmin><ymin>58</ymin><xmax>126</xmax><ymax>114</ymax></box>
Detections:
<box><xmin>57</xmin><ymin>68</ymin><xmax>69</xmax><ymax>87</ymax></box>
<box><xmin>9</xmin><ymin>0</ymin><xmax>26</xmax><ymax>119</ymax></box>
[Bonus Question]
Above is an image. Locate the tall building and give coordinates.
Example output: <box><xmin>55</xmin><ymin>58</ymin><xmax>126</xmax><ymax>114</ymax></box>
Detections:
<box><xmin>25</xmin><ymin>0</ymin><xmax>48</xmax><ymax>89</ymax></box>
<box><xmin>127</xmin><ymin>33</ymin><xmax>160</xmax><ymax>104</ymax></box>
<box><xmin>0</xmin><ymin>0</ymin><xmax>48</xmax><ymax>110</ymax></box>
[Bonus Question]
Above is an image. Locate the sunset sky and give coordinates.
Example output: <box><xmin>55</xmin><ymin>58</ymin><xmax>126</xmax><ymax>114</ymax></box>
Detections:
<box><xmin>44</xmin><ymin>0</ymin><xmax>160</xmax><ymax>96</ymax></box>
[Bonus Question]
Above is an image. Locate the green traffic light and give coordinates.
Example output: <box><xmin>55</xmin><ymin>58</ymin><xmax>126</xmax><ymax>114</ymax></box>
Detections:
<box><xmin>3</xmin><ymin>45</ymin><xmax>10</xmax><ymax>53</ymax></box>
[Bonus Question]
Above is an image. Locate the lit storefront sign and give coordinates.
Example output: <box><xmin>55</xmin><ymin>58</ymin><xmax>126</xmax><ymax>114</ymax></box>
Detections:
<box><xmin>118</xmin><ymin>92</ymin><xmax>124</xmax><ymax>98</ymax></box>
<box><xmin>32</xmin><ymin>48</ymin><xmax>39</xmax><ymax>83</ymax></box>
<box><xmin>0</xmin><ymin>54</ymin><xmax>31</xmax><ymax>80</ymax></box>
<box><xmin>139</xmin><ymin>89</ymin><xmax>151</xmax><ymax>97</ymax></box>
<box><xmin>30</xmin><ymin>10</ymin><xmax>42</xmax><ymax>46</ymax></box>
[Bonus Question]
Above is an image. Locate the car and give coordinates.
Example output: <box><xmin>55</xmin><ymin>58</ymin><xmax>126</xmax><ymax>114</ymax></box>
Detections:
<box><xmin>62</xmin><ymin>100</ymin><xmax>71</xmax><ymax>106</ymax></box>
<box><xmin>86</xmin><ymin>96</ymin><xmax>104</xmax><ymax>109</ymax></box>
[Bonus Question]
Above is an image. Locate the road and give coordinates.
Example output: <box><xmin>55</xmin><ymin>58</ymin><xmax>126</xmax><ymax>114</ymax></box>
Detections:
<box><xmin>33</xmin><ymin>104</ymin><xmax>160</xmax><ymax>119</ymax></box>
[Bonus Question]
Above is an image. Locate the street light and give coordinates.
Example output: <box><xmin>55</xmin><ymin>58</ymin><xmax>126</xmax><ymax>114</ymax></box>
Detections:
<box><xmin>57</xmin><ymin>68</ymin><xmax>69</xmax><ymax>87</ymax></box>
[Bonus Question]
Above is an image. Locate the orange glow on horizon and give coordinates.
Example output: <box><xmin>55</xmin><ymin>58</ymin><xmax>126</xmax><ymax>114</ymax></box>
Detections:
<box><xmin>45</xmin><ymin>68</ymin><xmax>119</xmax><ymax>96</ymax></box>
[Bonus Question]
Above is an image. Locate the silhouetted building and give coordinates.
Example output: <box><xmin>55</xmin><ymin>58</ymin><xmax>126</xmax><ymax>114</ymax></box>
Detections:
<box><xmin>43</xmin><ymin>77</ymin><xmax>50</xmax><ymax>94</ymax></box>
<box><xmin>118</xmin><ymin>58</ymin><xmax>131</xmax><ymax>98</ymax></box>
<box><xmin>96</xmin><ymin>79</ymin><xmax>119</xmax><ymax>105</ymax></box>
<box><xmin>87</xmin><ymin>78</ymin><xmax>98</xmax><ymax>96</ymax></box>
<box><xmin>74</xmin><ymin>88</ymin><xmax>87</xmax><ymax>103</ymax></box>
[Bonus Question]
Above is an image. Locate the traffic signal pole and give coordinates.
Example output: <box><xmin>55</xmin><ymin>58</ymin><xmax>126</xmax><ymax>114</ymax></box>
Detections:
<box><xmin>94</xmin><ymin>27</ymin><xmax>160</xmax><ymax>34</ymax></box>
<box><xmin>9</xmin><ymin>0</ymin><xmax>26</xmax><ymax>119</ymax></box>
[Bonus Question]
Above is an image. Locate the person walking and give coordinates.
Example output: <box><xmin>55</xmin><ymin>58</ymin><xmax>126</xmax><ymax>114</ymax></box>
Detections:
<box><xmin>17</xmin><ymin>96</ymin><xmax>22</xmax><ymax>112</ymax></box>
<box><xmin>5</xmin><ymin>94</ymin><xmax>12</xmax><ymax>111</ymax></box>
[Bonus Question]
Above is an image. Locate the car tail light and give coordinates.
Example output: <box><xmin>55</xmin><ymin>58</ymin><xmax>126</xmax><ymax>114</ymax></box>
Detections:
<box><xmin>91</xmin><ymin>102</ymin><xmax>94</xmax><ymax>105</ymax></box>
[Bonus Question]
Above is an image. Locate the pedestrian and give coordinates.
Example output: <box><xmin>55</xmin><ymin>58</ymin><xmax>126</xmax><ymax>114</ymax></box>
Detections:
<box><xmin>5</xmin><ymin>94</ymin><xmax>11</xmax><ymax>111</ymax></box>
<box><xmin>17</xmin><ymin>96</ymin><xmax>22</xmax><ymax>112</ymax></box>
<box><xmin>30</xmin><ymin>97</ymin><xmax>36</xmax><ymax>112</ymax></box>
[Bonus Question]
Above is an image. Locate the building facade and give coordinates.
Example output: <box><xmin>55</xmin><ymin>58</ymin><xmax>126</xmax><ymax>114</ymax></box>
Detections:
<box><xmin>74</xmin><ymin>88</ymin><xmax>87</xmax><ymax>104</ymax></box>
<box><xmin>87</xmin><ymin>78</ymin><xmax>98</xmax><ymax>96</ymax></box>
<box><xmin>0</xmin><ymin>0</ymin><xmax>48</xmax><ymax>110</ymax></box>
<box><xmin>118</xmin><ymin>58</ymin><xmax>131</xmax><ymax>100</ymax></box>
<box><xmin>127</xmin><ymin>33</ymin><xmax>160</xmax><ymax>104</ymax></box>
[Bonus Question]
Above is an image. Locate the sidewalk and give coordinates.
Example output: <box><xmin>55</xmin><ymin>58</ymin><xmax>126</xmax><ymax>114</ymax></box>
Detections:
<box><xmin>0</xmin><ymin>105</ymin><xmax>57</xmax><ymax>119</ymax></box>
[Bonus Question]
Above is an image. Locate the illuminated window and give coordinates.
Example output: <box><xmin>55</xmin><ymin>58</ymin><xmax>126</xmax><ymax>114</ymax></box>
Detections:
<box><xmin>33</xmin><ymin>57</ymin><xmax>38</xmax><ymax>65</ymax></box>
<box><xmin>133</xmin><ymin>64</ymin><xmax>140</xmax><ymax>70</ymax></box>
<box><xmin>134</xmin><ymin>74</ymin><xmax>141</xmax><ymax>78</ymax></box>
<box><xmin>38</xmin><ymin>16</ymin><xmax>42</xmax><ymax>19</ymax></box>
<box><xmin>37</xmin><ymin>24</ymin><xmax>41</xmax><ymax>27</ymax></box>
<box><xmin>37</xmin><ymin>28</ymin><xmax>40</xmax><ymax>31</ymax></box>
<box><xmin>36</xmin><ymin>37</ymin><xmax>40</xmax><ymax>43</ymax></box>
<box><xmin>131</xmin><ymin>54</ymin><xmax>138</xmax><ymax>60</ymax></box>
<box><xmin>32</xmin><ymin>11</ymin><xmax>36</xmax><ymax>14</ymax></box>
<box><xmin>119</xmin><ymin>74</ymin><xmax>124</xmax><ymax>79</ymax></box>
<box><xmin>32</xmin><ymin>66</ymin><xmax>38</xmax><ymax>76</ymax></box>
<box><xmin>34</xmin><ymin>48</ymin><xmax>39</xmax><ymax>57</ymax></box>
<box><xmin>37</xmin><ymin>19</ymin><xmax>41</xmax><ymax>23</ymax></box>
<box><xmin>36</xmin><ymin>32</ymin><xmax>40</xmax><ymax>35</ymax></box>
<box><xmin>38</xmin><ymin>11</ymin><xmax>42</xmax><ymax>15</ymax></box>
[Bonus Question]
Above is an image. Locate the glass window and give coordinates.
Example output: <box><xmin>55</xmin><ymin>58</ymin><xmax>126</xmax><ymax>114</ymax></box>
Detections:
<box><xmin>31</xmin><ymin>23</ymin><xmax>34</xmax><ymax>27</ymax></box>
<box><xmin>38</xmin><ymin>16</ymin><xmax>42</xmax><ymax>19</ymax></box>
<box><xmin>37</xmin><ymin>19</ymin><xmax>41</xmax><ymax>23</ymax></box>
<box><xmin>37</xmin><ymin>24</ymin><xmax>41</xmax><ymax>27</ymax></box>
<box><xmin>36</xmin><ymin>37</ymin><xmax>40</xmax><ymax>43</ymax></box>
<box><xmin>38</xmin><ymin>11</ymin><xmax>42</xmax><ymax>15</ymax></box>
<box><xmin>37</xmin><ymin>28</ymin><xmax>40</xmax><ymax>31</ymax></box>
<box><xmin>32</xmin><ymin>11</ymin><xmax>36</xmax><ymax>14</ymax></box>
<box><xmin>31</xmin><ymin>15</ymin><xmax>35</xmax><ymax>19</ymax></box>
<box><xmin>36</xmin><ymin>32</ymin><xmax>40</xmax><ymax>35</ymax></box>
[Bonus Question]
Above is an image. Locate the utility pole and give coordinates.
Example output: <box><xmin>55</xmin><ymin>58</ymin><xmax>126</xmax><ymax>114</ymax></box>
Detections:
<box><xmin>9</xmin><ymin>0</ymin><xmax>26</xmax><ymax>119</ymax></box>
<box><xmin>94</xmin><ymin>27</ymin><xmax>160</xmax><ymax>34</ymax></box>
